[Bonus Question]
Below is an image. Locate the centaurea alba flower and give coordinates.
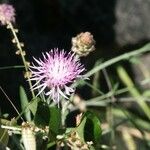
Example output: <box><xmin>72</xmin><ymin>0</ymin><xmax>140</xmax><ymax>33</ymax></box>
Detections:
<box><xmin>0</xmin><ymin>4</ymin><xmax>15</xmax><ymax>25</ymax></box>
<box><xmin>29</xmin><ymin>49</ymin><xmax>85</xmax><ymax>103</ymax></box>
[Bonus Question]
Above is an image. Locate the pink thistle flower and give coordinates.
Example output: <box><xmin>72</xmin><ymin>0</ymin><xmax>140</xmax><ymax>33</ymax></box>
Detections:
<box><xmin>0</xmin><ymin>4</ymin><xmax>15</xmax><ymax>25</ymax></box>
<box><xmin>29</xmin><ymin>49</ymin><xmax>85</xmax><ymax>103</ymax></box>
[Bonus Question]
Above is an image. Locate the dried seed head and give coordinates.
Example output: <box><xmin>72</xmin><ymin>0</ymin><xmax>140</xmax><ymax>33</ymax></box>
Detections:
<box><xmin>66</xmin><ymin>131</ymin><xmax>89</xmax><ymax>150</ymax></box>
<box><xmin>71</xmin><ymin>32</ymin><xmax>95</xmax><ymax>57</ymax></box>
<box><xmin>57</xmin><ymin>131</ymin><xmax>92</xmax><ymax>149</ymax></box>
<box><xmin>24</xmin><ymin>71</ymin><xmax>32</xmax><ymax>79</ymax></box>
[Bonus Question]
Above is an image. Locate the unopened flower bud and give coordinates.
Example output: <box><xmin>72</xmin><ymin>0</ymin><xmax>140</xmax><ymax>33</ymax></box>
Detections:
<box><xmin>22</xmin><ymin>50</ymin><xmax>26</xmax><ymax>56</ymax></box>
<box><xmin>26</xmin><ymin>61</ymin><xmax>30</xmax><ymax>67</ymax></box>
<box><xmin>15</xmin><ymin>50</ymin><xmax>21</xmax><ymax>55</ymax></box>
<box><xmin>24</xmin><ymin>71</ymin><xmax>32</xmax><ymax>78</ymax></box>
<box><xmin>12</xmin><ymin>38</ymin><xmax>16</xmax><ymax>43</ymax></box>
<box><xmin>20</xmin><ymin>42</ymin><xmax>24</xmax><ymax>47</ymax></box>
<box><xmin>14</xmin><ymin>29</ymin><xmax>18</xmax><ymax>33</ymax></box>
<box><xmin>71</xmin><ymin>32</ymin><xmax>95</xmax><ymax>57</ymax></box>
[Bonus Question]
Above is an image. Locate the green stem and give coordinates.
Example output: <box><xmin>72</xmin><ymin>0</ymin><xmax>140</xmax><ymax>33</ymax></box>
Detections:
<box><xmin>7</xmin><ymin>22</ymin><xmax>35</xmax><ymax>98</ymax></box>
<box><xmin>86</xmin><ymin>43</ymin><xmax>150</xmax><ymax>77</ymax></box>
<box><xmin>102</xmin><ymin>68</ymin><xmax>115</xmax><ymax>148</ymax></box>
<box><xmin>117</xmin><ymin>65</ymin><xmax>150</xmax><ymax>120</ymax></box>
<box><xmin>0</xmin><ymin>65</ymin><xmax>24</xmax><ymax>70</ymax></box>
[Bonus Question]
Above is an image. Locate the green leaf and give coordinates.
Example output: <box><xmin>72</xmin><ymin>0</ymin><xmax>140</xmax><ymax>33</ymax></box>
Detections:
<box><xmin>28</xmin><ymin>97</ymin><xmax>39</xmax><ymax>116</ymax></box>
<box><xmin>19</xmin><ymin>86</ymin><xmax>31</xmax><ymax>121</ymax></box>
<box><xmin>49</xmin><ymin>107</ymin><xmax>61</xmax><ymax>139</ymax></box>
<box><xmin>34</xmin><ymin>101</ymin><xmax>50</xmax><ymax>127</ymax></box>
<box><xmin>85</xmin><ymin>111</ymin><xmax>102</xmax><ymax>143</ymax></box>
<box><xmin>76</xmin><ymin>111</ymin><xmax>102</xmax><ymax>144</ymax></box>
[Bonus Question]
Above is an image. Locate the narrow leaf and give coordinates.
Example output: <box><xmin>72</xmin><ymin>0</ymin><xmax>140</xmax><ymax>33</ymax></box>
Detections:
<box><xmin>34</xmin><ymin>101</ymin><xmax>50</xmax><ymax>127</ymax></box>
<box><xmin>49</xmin><ymin>107</ymin><xmax>61</xmax><ymax>139</ymax></box>
<box><xmin>117</xmin><ymin>65</ymin><xmax>150</xmax><ymax>120</ymax></box>
<box><xmin>19</xmin><ymin>86</ymin><xmax>31</xmax><ymax>121</ymax></box>
<box><xmin>86</xmin><ymin>112</ymin><xmax>102</xmax><ymax>143</ymax></box>
<box><xmin>28</xmin><ymin>98</ymin><xmax>39</xmax><ymax>116</ymax></box>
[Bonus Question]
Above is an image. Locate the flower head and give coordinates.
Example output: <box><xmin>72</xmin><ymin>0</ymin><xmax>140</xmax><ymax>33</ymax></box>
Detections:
<box><xmin>71</xmin><ymin>32</ymin><xmax>95</xmax><ymax>57</ymax></box>
<box><xmin>29</xmin><ymin>49</ymin><xmax>85</xmax><ymax>103</ymax></box>
<box><xmin>0</xmin><ymin>4</ymin><xmax>15</xmax><ymax>25</ymax></box>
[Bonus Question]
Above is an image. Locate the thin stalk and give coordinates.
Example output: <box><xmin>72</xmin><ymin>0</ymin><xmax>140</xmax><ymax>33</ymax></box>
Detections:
<box><xmin>117</xmin><ymin>65</ymin><xmax>150</xmax><ymax>120</ymax></box>
<box><xmin>1</xmin><ymin>125</ymin><xmax>21</xmax><ymax>131</ymax></box>
<box><xmin>7</xmin><ymin>22</ymin><xmax>35</xmax><ymax>98</ymax></box>
<box><xmin>102</xmin><ymin>119</ymin><xmax>128</xmax><ymax>135</ymax></box>
<box><xmin>15</xmin><ymin>97</ymin><xmax>40</xmax><ymax>121</ymax></box>
<box><xmin>0</xmin><ymin>65</ymin><xmax>24</xmax><ymax>70</ymax></box>
<box><xmin>102</xmin><ymin>69</ymin><xmax>115</xmax><ymax>149</ymax></box>
<box><xmin>86</xmin><ymin>43</ymin><xmax>150</xmax><ymax>78</ymax></box>
<box><xmin>0</xmin><ymin>86</ymin><xmax>24</xmax><ymax>122</ymax></box>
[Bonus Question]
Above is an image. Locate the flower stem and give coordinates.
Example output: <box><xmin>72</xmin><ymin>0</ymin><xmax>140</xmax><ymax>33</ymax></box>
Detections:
<box><xmin>0</xmin><ymin>65</ymin><xmax>24</xmax><ymax>70</ymax></box>
<box><xmin>7</xmin><ymin>22</ymin><xmax>35</xmax><ymax>98</ymax></box>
